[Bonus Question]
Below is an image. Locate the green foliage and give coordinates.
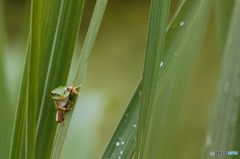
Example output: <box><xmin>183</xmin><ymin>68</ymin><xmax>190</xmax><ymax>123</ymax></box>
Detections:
<box><xmin>6</xmin><ymin>0</ymin><xmax>240</xmax><ymax>158</ymax></box>
<box><xmin>102</xmin><ymin>0</ymin><xmax>214</xmax><ymax>158</ymax></box>
<box><xmin>0</xmin><ymin>1</ymin><xmax>10</xmax><ymax>158</ymax></box>
<box><xmin>201</xmin><ymin>1</ymin><xmax>240</xmax><ymax>158</ymax></box>
<box><xmin>9</xmin><ymin>0</ymin><xmax>108</xmax><ymax>157</ymax></box>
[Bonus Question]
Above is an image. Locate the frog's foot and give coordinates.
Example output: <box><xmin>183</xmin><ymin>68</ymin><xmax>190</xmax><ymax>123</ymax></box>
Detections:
<box><xmin>66</xmin><ymin>101</ymin><xmax>74</xmax><ymax>111</ymax></box>
<box><xmin>61</xmin><ymin>121</ymin><xmax>64</xmax><ymax>126</ymax></box>
<box><xmin>56</xmin><ymin>105</ymin><xmax>66</xmax><ymax>111</ymax></box>
<box><xmin>71</xmin><ymin>81</ymin><xmax>82</xmax><ymax>96</ymax></box>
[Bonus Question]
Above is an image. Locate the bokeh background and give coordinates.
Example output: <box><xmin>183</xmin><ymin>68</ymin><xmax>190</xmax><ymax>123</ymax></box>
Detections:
<box><xmin>0</xmin><ymin>0</ymin><xmax>220</xmax><ymax>158</ymax></box>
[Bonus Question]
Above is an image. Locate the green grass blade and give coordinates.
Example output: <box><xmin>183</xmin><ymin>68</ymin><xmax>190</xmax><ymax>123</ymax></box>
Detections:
<box><xmin>0</xmin><ymin>1</ymin><xmax>11</xmax><ymax>158</ymax></box>
<box><xmin>9</xmin><ymin>50</ymin><xmax>29</xmax><ymax>159</ymax></box>
<box><xmin>136</xmin><ymin>0</ymin><xmax>171</xmax><ymax>158</ymax></box>
<box><xmin>26</xmin><ymin>0</ymin><xmax>41</xmax><ymax>157</ymax></box>
<box><xmin>201</xmin><ymin>1</ymin><xmax>240</xmax><ymax>158</ymax></box>
<box><xmin>37</xmin><ymin>0</ymin><xmax>61</xmax><ymax>116</ymax></box>
<box><xmin>50</xmin><ymin>0</ymin><xmax>108</xmax><ymax>158</ymax></box>
<box><xmin>35</xmin><ymin>0</ymin><xmax>85</xmax><ymax>158</ymax></box>
<box><xmin>216</xmin><ymin>0</ymin><xmax>235</xmax><ymax>52</ymax></box>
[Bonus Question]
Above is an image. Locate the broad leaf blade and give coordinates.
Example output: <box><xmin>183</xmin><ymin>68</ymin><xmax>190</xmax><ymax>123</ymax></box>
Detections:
<box><xmin>50</xmin><ymin>0</ymin><xmax>108</xmax><ymax>158</ymax></box>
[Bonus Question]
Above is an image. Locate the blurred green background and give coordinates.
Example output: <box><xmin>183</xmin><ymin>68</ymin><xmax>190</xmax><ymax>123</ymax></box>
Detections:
<box><xmin>1</xmin><ymin>0</ymin><xmax>220</xmax><ymax>158</ymax></box>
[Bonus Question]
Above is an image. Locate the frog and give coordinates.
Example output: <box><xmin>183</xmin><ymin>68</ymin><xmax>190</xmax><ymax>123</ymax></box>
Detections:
<box><xmin>51</xmin><ymin>81</ymin><xmax>82</xmax><ymax>125</ymax></box>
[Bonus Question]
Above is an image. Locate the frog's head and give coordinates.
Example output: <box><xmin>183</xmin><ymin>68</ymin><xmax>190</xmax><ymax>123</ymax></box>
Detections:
<box><xmin>51</xmin><ymin>86</ymin><xmax>70</xmax><ymax>100</ymax></box>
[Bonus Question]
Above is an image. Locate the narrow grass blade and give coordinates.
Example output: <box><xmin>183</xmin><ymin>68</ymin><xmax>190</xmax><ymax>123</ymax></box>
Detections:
<box><xmin>136</xmin><ymin>0</ymin><xmax>171</xmax><ymax>158</ymax></box>
<box><xmin>9</xmin><ymin>51</ymin><xmax>30</xmax><ymax>159</ymax></box>
<box><xmin>216</xmin><ymin>0</ymin><xmax>235</xmax><ymax>52</ymax></box>
<box><xmin>37</xmin><ymin>0</ymin><xmax>61</xmax><ymax>116</ymax></box>
<box><xmin>0</xmin><ymin>1</ymin><xmax>11</xmax><ymax>158</ymax></box>
<box><xmin>50</xmin><ymin>0</ymin><xmax>108</xmax><ymax>158</ymax></box>
<box><xmin>35</xmin><ymin>0</ymin><xmax>85</xmax><ymax>158</ymax></box>
<box><xmin>201</xmin><ymin>1</ymin><xmax>240</xmax><ymax>158</ymax></box>
<box><xmin>26</xmin><ymin>0</ymin><xmax>41</xmax><ymax>157</ymax></box>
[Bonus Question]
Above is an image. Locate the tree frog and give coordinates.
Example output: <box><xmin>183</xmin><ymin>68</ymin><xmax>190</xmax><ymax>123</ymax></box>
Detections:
<box><xmin>51</xmin><ymin>81</ymin><xmax>82</xmax><ymax>125</ymax></box>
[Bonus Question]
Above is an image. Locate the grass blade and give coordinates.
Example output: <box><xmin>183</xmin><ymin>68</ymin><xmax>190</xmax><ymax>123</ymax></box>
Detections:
<box><xmin>37</xmin><ymin>0</ymin><xmax>61</xmax><ymax>116</ymax></box>
<box><xmin>9</xmin><ymin>51</ymin><xmax>29</xmax><ymax>159</ymax></box>
<box><xmin>0</xmin><ymin>1</ymin><xmax>11</xmax><ymax>158</ymax></box>
<box><xmin>201</xmin><ymin>1</ymin><xmax>240</xmax><ymax>158</ymax></box>
<box><xmin>26</xmin><ymin>0</ymin><xmax>41</xmax><ymax>157</ymax></box>
<box><xmin>216</xmin><ymin>0</ymin><xmax>235</xmax><ymax>52</ymax></box>
<box><xmin>136</xmin><ymin>0</ymin><xmax>171</xmax><ymax>158</ymax></box>
<box><xmin>50</xmin><ymin>0</ymin><xmax>108</xmax><ymax>158</ymax></box>
<box><xmin>35</xmin><ymin>0</ymin><xmax>85</xmax><ymax>158</ymax></box>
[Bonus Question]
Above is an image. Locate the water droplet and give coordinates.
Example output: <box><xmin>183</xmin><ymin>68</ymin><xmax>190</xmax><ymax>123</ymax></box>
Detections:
<box><xmin>138</xmin><ymin>91</ymin><xmax>141</xmax><ymax>96</ymax></box>
<box><xmin>120</xmin><ymin>151</ymin><xmax>123</xmax><ymax>154</ymax></box>
<box><xmin>179</xmin><ymin>21</ymin><xmax>184</xmax><ymax>26</ymax></box>
<box><xmin>160</xmin><ymin>61</ymin><xmax>163</xmax><ymax>67</ymax></box>
<box><xmin>135</xmin><ymin>137</ymin><xmax>137</xmax><ymax>140</ymax></box>
<box><xmin>133</xmin><ymin>124</ymin><xmax>136</xmax><ymax>127</ymax></box>
<box><xmin>121</xmin><ymin>141</ymin><xmax>124</xmax><ymax>145</ymax></box>
<box><xmin>116</xmin><ymin>142</ymin><xmax>120</xmax><ymax>146</ymax></box>
<box><xmin>118</xmin><ymin>156</ymin><xmax>121</xmax><ymax>159</ymax></box>
<box><xmin>174</xmin><ymin>52</ymin><xmax>177</xmax><ymax>55</ymax></box>
<box><xmin>119</xmin><ymin>137</ymin><xmax>123</xmax><ymax>141</ymax></box>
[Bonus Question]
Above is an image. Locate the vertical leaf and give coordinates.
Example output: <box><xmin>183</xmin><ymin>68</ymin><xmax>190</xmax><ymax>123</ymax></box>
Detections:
<box><xmin>0</xmin><ymin>1</ymin><xmax>10</xmax><ymax>158</ymax></box>
<box><xmin>9</xmin><ymin>51</ymin><xmax>29</xmax><ymax>159</ymax></box>
<box><xmin>136</xmin><ymin>0</ymin><xmax>171</xmax><ymax>158</ymax></box>
<box><xmin>26</xmin><ymin>0</ymin><xmax>41</xmax><ymax>157</ymax></box>
<box><xmin>37</xmin><ymin>0</ymin><xmax>61</xmax><ymax>116</ymax></box>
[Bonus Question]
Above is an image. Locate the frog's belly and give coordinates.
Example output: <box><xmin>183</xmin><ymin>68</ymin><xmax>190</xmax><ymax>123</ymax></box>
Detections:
<box><xmin>56</xmin><ymin>96</ymin><xmax>69</xmax><ymax>108</ymax></box>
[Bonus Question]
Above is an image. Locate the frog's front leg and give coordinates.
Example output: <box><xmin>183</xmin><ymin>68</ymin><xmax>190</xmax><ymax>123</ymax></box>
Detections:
<box><xmin>70</xmin><ymin>81</ymin><xmax>82</xmax><ymax>95</ymax></box>
<box><xmin>65</xmin><ymin>101</ymin><xmax>74</xmax><ymax>111</ymax></box>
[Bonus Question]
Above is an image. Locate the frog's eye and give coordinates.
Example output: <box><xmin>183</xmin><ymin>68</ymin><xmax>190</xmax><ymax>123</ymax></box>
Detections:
<box><xmin>67</xmin><ymin>88</ymin><xmax>69</xmax><ymax>91</ymax></box>
<box><xmin>56</xmin><ymin>93</ymin><xmax>60</xmax><ymax>96</ymax></box>
<box><xmin>52</xmin><ymin>93</ymin><xmax>55</xmax><ymax>96</ymax></box>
